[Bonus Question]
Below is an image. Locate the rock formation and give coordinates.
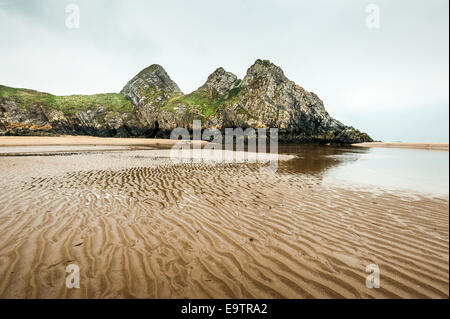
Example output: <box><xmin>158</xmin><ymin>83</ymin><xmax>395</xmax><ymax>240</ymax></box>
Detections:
<box><xmin>0</xmin><ymin>59</ymin><xmax>372</xmax><ymax>143</ymax></box>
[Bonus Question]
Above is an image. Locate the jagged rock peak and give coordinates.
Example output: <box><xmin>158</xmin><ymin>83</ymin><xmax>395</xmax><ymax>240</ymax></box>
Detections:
<box><xmin>242</xmin><ymin>59</ymin><xmax>286</xmax><ymax>86</ymax></box>
<box><xmin>134</xmin><ymin>64</ymin><xmax>181</xmax><ymax>93</ymax></box>
<box><xmin>120</xmin><ymin>64</ymin><xmax>182</xmax><ymax>105</ymax></box>
<box><xmin>200</xmin><ymin>67</ymin><xmax>238</xmax><ymax>95</ymax></box>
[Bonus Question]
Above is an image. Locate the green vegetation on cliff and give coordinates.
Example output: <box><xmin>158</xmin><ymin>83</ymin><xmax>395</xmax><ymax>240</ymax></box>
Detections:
<box><xmin>165</xmin><ymin>91</ymin><xmax>218</xmax><ymax>118</ymax></box>
<box><xmin>0</xmin><ymin>85</ymin><xmax>134</xmax><ymax>115</ymax></box>
<box><xmin>161</xmin><ymin>80</ymin><xmax>244</xmax><ymax>120</ymax></box>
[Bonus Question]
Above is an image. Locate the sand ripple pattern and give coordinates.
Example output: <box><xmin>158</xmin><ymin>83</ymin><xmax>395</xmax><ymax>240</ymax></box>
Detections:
<box><xmin>0</xmin><ymin>158</ymin><xmax>448</xmax><ymax>298</ymax></box>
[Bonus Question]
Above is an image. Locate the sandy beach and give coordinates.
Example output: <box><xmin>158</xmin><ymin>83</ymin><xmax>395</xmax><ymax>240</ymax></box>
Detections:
<box><xmin>0</xmin><ymin>137</ymin><xmax>448</xmax><ymax>298</ymax></box>
<box><xmin>0</xmin><ymin>135</ymin><xmax>209</xmax><ymax>148</ymax></box>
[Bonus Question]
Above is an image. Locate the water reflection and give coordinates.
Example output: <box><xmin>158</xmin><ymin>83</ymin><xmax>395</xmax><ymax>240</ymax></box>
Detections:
<box><xmin>277</xmin><ymin>144</ymin><xmax>369</xmax><ymax>175</ymax></box>
<box><xmin>278</xmin><ymin>145</ymin><xmax>449</xmax><ymax>197</ymax></box>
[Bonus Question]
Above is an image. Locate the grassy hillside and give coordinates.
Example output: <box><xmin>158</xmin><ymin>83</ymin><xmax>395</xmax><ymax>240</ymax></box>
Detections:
<box><xmin>0</xmin><ymin>79</ymin><xmax>245</xmax><ymax>120</ymax></box>
<box><xmin>0</xmin><ymin>85</ymin><xmax>134</xmax><ymax>115</ymax></box>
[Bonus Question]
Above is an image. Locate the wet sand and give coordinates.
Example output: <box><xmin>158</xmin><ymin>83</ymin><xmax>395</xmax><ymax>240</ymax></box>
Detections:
<box><xmin>0</xmin><ymin>136</ymin><xmax>208</xmax><ymax>148</ymax></box>
<box><xmin>352</xmin><ymin>142</ymin><xmax>449</xmax><ymax>151</ymax></box>
<box><xmin>0</xmin><ymin>141</ymin><xmax>448</xmax><ymax>299</ymax></box>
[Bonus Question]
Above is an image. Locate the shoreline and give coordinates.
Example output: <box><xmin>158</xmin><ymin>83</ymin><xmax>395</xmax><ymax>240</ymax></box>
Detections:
<box><xmin>352</xmin><ymin>142</ymin><xmax>449</xmax><ymax>151</ymax></box>
<box><xmin>1</xmin><ymin>136</ymin><xmax>448</xmax><ymax>151</ymax></box>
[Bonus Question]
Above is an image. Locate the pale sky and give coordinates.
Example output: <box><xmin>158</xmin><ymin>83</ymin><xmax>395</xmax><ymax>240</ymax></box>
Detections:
<box><xmin>0</xmin><ymin>0</ymin><xmax>448</xmax><ymax>142</ymax></box>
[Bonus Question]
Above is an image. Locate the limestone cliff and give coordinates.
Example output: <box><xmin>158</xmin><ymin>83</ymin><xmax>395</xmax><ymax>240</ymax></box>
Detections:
<box><xmin>0</xmin><ymin>86</ymin><xmax>149</xmax><ymax>137</ymax></box>
<box><xmin>217</xmin><ymin>59</ymin><xmax>371</xmax><ymax>143</ymax></box>
<box><xmin>0</xmin><ymin>60</ymin><xmax>372</xmax><ymax>143</ymax></box>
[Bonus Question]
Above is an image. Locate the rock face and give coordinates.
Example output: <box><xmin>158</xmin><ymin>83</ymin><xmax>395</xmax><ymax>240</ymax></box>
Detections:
<box><xmin>0</xmin><ymin>87</ymin><xmax>149</xmax><ymax>137</ymax></box>
<box><xmin>127</xmin><ymin>60</ymin><xmax>371</xmax><ymax>143</ymax></box>
<box><xmin>215</xmin><ymin>59</ymin><xmax>371</xmax><ymax>143</ymax></box>
<box><xmin>236</xmin><ymin>59</ymin><xmax>342</xmax><ymax>131</ymax></box>
<box><xmin>120</xmin><ymin>64</ymin><xmax>182</xmax><ymax>105</ymax></box>
<box><xmin>0</xmin><ymin>60</ymin><xmax>372</xmax><ymax>143</ymax></box>
<box><xmin>200</xmin><ymin>67</ymin><xmax>238</xmax><ymax>95</ymax></box>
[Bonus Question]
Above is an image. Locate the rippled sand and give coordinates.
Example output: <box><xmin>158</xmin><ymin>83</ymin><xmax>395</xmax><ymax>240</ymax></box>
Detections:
<box><xmin>0</xmin><ymin>146</ymin><xmax>448</xmax><ymax>298</ymax></box>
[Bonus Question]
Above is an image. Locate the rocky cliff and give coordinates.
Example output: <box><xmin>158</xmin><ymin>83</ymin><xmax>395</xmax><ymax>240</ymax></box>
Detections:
<box><xmin>0</xmin><ymin>59</ymin><xmax>372</xmax><ymax>143</ymax></box>
<box><xmin>0</xmin><ymin>86</ymin><xmax>150</xmax><ymax>137</ymax></box>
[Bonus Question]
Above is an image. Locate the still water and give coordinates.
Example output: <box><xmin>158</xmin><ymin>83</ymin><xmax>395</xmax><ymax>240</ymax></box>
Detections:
<box><xmin>278</xmin><ymin>145</ymin><xmax>449</xmax><ymax>197</ymax></box>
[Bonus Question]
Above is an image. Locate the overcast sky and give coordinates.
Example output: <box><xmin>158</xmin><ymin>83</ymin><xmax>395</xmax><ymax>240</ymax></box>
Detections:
<box><xmin>0</xmin><ymin>0</ymin><xmax>448</xmax><ymax>142</ymax></box>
